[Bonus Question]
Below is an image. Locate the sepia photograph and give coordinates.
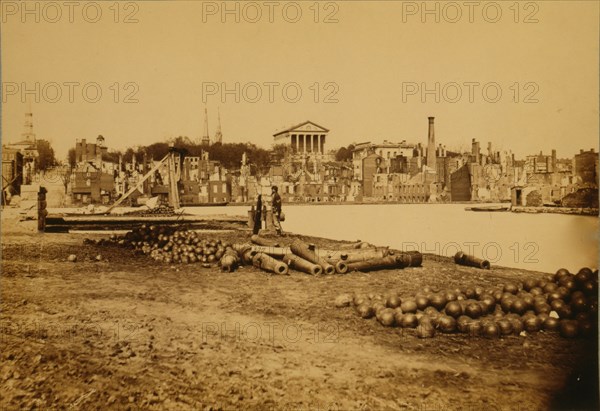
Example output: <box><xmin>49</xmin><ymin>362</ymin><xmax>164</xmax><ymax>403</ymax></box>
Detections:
<box><xmin>1</xmin><ymin>1</ymin><xmax>599</xmax><ymax>410</ymax></box>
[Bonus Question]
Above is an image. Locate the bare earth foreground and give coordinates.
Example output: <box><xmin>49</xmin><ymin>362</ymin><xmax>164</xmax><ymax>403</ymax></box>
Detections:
<box><xmin>1</xmin><ymin>211</ymin><xmax>598</xmax><ymax>411</ymax></box>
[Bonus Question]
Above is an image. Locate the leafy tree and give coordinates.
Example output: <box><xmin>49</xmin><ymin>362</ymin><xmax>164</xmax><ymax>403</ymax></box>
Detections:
<box><xmin>172</xmin><ymin>136</ymin><xmax>195</xmax><ymax>147</ymax></box>
<box><xmin>335</xmin><ymin>144</ymin><xmax>354</xmax><ymax>162</ymax></box>
<box><xmin>122</xmin><ymin>147</ymin><xmax>143</xmax><ymax>164</ymax></box>
<box><xmin>205</xmin><ymin>141</ymin><xmax>271</xmax><ymax>171</ymax></box>
<box><xmin>36</xmin><ymin>139</ymin><xmax>57</xmax><ymax>170</ymax></box>
<box><xmin>271</xmin><ymin>144</ymin><xmax>288</xmax><ymax>162</ymax></box>
<box><xmin>145</xmin><ymin>142</ymin><xmax>171</xmax><ymax>161</ymax></box>
<box><xmin>102</xmin><ymin>150</ymin><xmax>121</xmax><ymax>164</ymax></box>
<box><xmin>114</xmin><ymin>137</ymin><xmax>273</xmax><ymax>176</ymax></box>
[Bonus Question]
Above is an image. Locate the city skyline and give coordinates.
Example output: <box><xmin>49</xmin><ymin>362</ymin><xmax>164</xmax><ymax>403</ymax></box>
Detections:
<box><xmin>3</xmin><ymin>102</ymin><xmax>596</xmax><ymax>162</ymax></box>
<box><xmin>2</xmin><ymin>2</ymin><xmax>598</xmax><ymax>159</ymax></box>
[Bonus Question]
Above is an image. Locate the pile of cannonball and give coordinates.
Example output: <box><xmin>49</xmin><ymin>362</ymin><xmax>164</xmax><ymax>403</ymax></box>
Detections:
<box><xmin>86</xmin><ymin>225</ymin><xmax>233</xmax><ymax>266</ymax></box>
<box><xmin>338</xmin><ymin>267</ymin><xmax>598</xmax><ymax>339</ymax></box>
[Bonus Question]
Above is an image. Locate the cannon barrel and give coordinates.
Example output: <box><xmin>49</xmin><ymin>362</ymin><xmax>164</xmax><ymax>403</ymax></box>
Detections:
<box><xmin>347</xmin><ymin>255</ymin><xmax>406</xmax><ymax>272</ymax></box>
<box><xmin>393</xmin><ymin>251</ymin><xmax>423</xmax><ymax>267</ymax></box>
<box><xmin>234</xmin><ymin>243</ymin><xmax>291</xmax><ymax>257</ymax></box>
<box><xmin>252</xmin><ymin>252</ymin><xmax>289</xmax><ymax>275</ymax></box>
<box><xmin>384</xmin><ymin>250</ymin><xmax>423</xmax><ymax>267</ymax></box>
<box><xmin>247</xmin><ymin>245</ymin><xmax>290</xmax><ymax>256</ymax></box>
<box><xmin>337</xmin><ymin>241</ymin><xmax>374</xmax><ymax>250</ymax></box>
<box><xmin>242</xmin><ymin>249</ymin><xmax>254</xmax><ymax>265</ymax></box>
<box><xmin>314</xmin><ymin>247</ymin><xmax>389</xmax><ymax>262</ymax></box>
<box><xmin>340</xmin><ymin>248</ymin><xmax>389</xmax><ymax>263</ymax></box>
<box><xmin>290</xmin><ymin>240</ymin><xmax>336</xmax><ymax>275</ymax></box>
<box><xmin>220</xmin><ymin>249</ymin><xmax>240</xmax><ymax>272</ymax></box>
<box><xmin>315</xmin><ymin>249</ymin><xmax>348</xmax><ymax>261</ymax></box>
<box><xmin>407</xmin><ymin>251</ymin><xmax>423</xmax><ymax>267</ymax></box>
<box><xmin>333</xmin><ymin>260</ymin><xmax>349</xmax><ymax>274</ymax></box>
<box><xmin>233</xmin><ymin>243</ymin><xmax>250</xmax><ymax>253</ymax></box>
<box><xmin>454</xmin><ymin>251</ymin><xmax>490</xmax><ymax>269</ymax></box>
<box><xmin>283</xmin><ymin>253</ymin><xmax>323</xmax><ymax>275</ymax></box>
<box><xmin>395</xmin><ymin>253</ymin><xmax>412</xmax><ymax>268</ymax></box>
<box><xmin>251</xmin><ymin>235</ymin><xmax>280</xmax><ymax>247</ymax></box>
<box><xmin>233</xmin><ymin>244</ymin><xmax>255</xmax><ymax>265</ymax></box>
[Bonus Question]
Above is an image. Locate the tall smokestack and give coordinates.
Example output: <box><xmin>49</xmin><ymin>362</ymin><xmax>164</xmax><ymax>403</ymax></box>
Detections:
<box><xmin>472</xmin><ymin>139</ymin><xmax>481</xmax><ymax>164</ymax></box>
<box><xmin>427</xmin><ymin>116</ymin><xmax>436</xmax><ymax>171</ymax></box>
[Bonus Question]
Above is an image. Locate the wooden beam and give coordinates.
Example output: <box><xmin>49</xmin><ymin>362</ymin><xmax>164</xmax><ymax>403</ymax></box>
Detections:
<box><xmin>104</xmin><ymin>153</ymin><xmax>170</xmax><ymax>213</ymax></box>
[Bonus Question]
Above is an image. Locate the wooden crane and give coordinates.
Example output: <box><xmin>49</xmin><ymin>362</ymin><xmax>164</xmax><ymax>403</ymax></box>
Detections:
<box><xmin>104</xmin><ymin>147</ymin><xmax>184</xmax><ymax>214</ymax></box>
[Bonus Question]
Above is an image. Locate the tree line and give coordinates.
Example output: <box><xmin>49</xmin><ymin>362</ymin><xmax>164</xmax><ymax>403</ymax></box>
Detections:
<box><xmin>67</xmin><ymin>136</ymin><xmax>275</xmax><ymax>174</ymax></box>
<box><xmin>54</xmin><ymin>137</ymin><xmax>355</xmax><ymax>175</ymax></box>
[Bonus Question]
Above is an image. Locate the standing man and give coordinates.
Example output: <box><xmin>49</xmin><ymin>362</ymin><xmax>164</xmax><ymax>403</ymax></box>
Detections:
<box><xmin>252</xmin><ymin>194</ymin><xmax>263</xmax><ymax>235</ymax></box>
<box><xmin>271</xmin><ymin>185</ymin><xmax>283</xmax><ymax>236</ymax></box>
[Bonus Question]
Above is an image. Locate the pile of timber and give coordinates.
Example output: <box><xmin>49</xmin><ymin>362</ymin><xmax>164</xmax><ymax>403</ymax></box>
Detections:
<box><xmin>229</xmin><ymin>235</ymin><xmax>422</xmax><ymax>275</ymax></box>
<box><xmin>44</xmin><ymin>213</ymin><xmax>248</xmax><ymax>232</ymax></box>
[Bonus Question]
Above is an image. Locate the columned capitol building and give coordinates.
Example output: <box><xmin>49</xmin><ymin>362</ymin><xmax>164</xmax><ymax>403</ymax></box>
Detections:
<box><xmin>273</xmin><ymin>121</ymin><xmax>329</xmax><ymax>157</ymax></box>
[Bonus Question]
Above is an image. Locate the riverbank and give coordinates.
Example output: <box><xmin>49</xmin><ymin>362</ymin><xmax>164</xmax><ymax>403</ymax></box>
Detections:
<box><xmin>226</xmin><ymin>202</ymin><xmax>599</xmax><ymax>217</ymax></box>
<box><xmin>10</xmin><ymin>202</ymin><xmax>599</xmax><ymax>273</ymax></box>
<box><xmin>226</xmin><ymin>200</ymin><xmax>508</xmax><ymax>207</ymax></box>
<box><xmin>512</xmin><ymin>206</ymin><xmax>599</xmax><ymax>216</ymax></box>
<box><xmin>1</xmin><ymin>212</ymin><xmax>598</xmax><ymax>410</ymax></box>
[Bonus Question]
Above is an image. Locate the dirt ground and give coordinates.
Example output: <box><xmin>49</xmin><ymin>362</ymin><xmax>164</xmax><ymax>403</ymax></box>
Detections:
<box><xmin>1</xmin><ymin>211</ymin><xmax>598</xmax><ymax>411</ymax></box>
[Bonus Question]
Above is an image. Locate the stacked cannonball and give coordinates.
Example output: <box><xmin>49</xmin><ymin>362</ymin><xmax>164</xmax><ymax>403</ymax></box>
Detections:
<box><xmin>346</xmin><ymin>267</ymin><xmax>598</xmax><ymax>339</ymax></box>
<box><xmin>89</xmin><ymin>225</ymin><xmax>233</xmax><ymax>266</ymax></box>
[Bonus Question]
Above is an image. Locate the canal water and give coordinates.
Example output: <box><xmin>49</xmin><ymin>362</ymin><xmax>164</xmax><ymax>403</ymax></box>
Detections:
<box><xmin>184</xmin><ymin>204</ymin><xmax>598</xmax><ymax>274</ymax></box>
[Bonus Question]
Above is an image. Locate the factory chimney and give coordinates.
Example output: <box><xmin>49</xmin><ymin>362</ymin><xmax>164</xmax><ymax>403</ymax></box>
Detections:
<box><xmin>472</xmin><ymin>139</ymin><xmax>481</xmax><ymax>164</ymax></box>
<box><xmin>427</xmin><ymin>116</ymin><xmax>436</xmax><ymax>171</ymax></box>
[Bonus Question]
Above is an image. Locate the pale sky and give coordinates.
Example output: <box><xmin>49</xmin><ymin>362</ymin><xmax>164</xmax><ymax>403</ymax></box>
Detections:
<box><xmin>1</xmin><ymin>1</ymin><xmax>598</xmax><ymax>160</ymax></box>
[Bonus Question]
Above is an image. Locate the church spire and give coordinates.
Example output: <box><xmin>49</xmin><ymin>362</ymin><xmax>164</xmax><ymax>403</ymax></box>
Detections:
<box><xmin>214</xmin><ymin>107</ymin><xmax>223</xmax><ymax>144</ymax></box>
<box><xmin>201</xmin><ymin>107</ymin><xmax>210</xmax><ymax>145</ymax></box>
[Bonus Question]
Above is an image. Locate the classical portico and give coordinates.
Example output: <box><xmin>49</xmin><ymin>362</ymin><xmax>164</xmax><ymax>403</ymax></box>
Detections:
<box><xmin>273</xmin><ymin>121</ymin><xmax>329</xmax><ymax>155</ymax></box>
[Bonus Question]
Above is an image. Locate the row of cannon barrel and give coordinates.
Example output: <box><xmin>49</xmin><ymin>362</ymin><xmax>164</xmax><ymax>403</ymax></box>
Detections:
<box><xmin>220</xmin><ymin>235</ymin><xmax>423</xmax><ymax>275</ymax></box>
<box><xmin>85</xmin><ymin>226</ymin><xmax>482</xmax><ymax>274</ymax></box>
